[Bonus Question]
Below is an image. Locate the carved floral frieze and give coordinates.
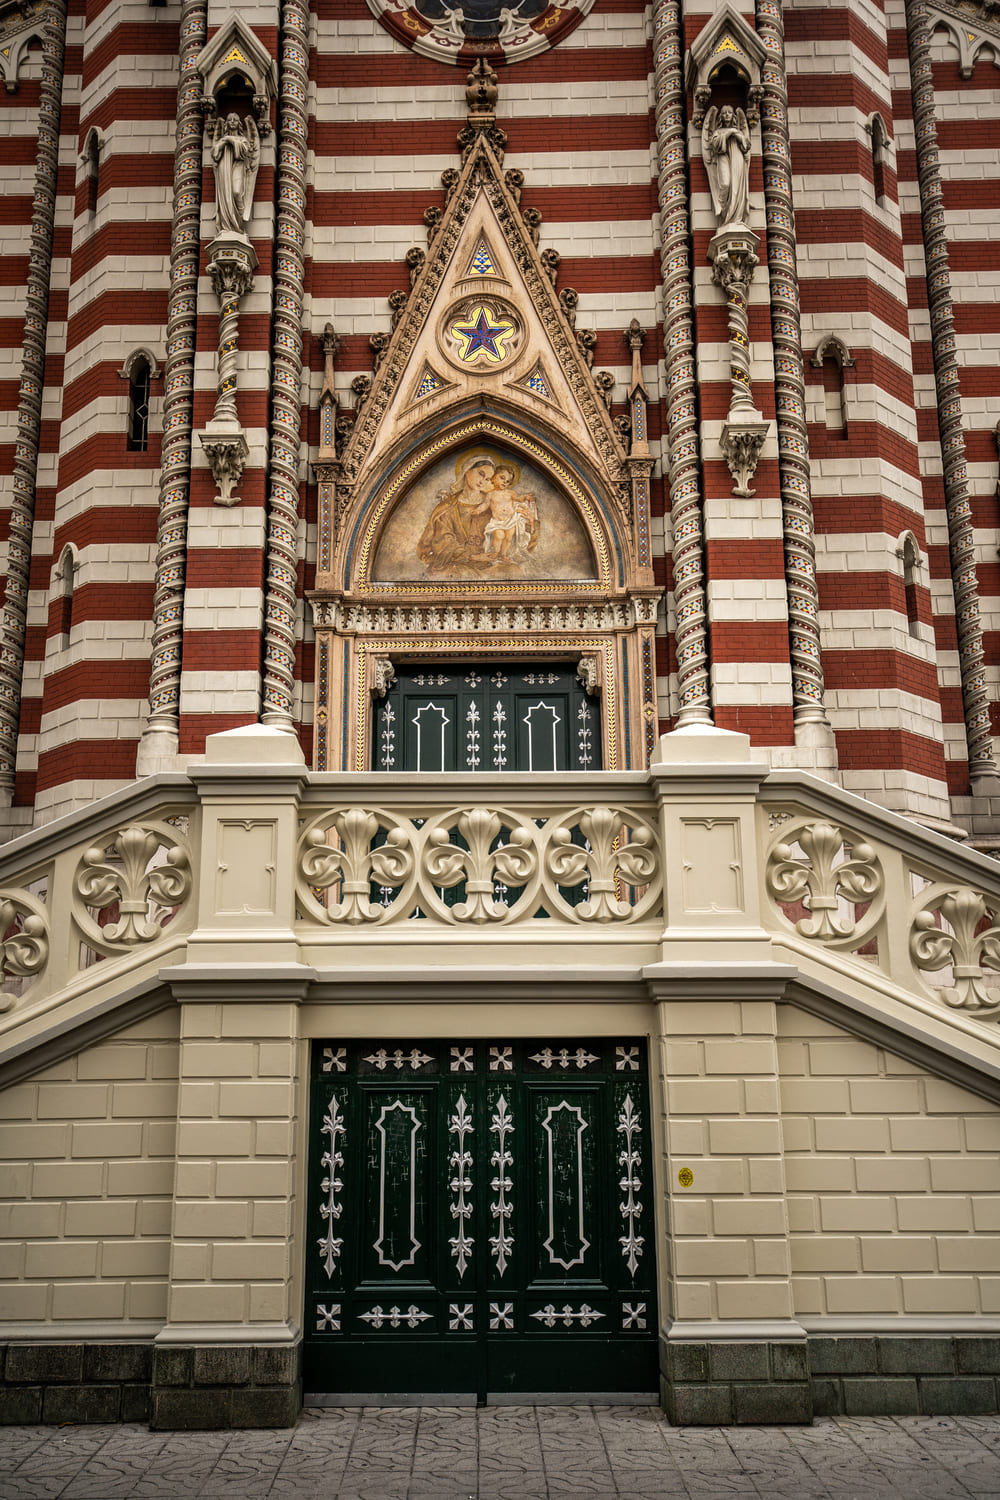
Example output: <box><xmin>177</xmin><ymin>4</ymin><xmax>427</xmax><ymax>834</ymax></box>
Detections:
<box><xmin>297</xmin><ymin>804</ymin><xmax>661</xmax><ymax>927</ymax></box>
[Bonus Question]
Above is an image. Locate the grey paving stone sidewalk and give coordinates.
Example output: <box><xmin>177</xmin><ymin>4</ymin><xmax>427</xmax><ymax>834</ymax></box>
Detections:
<box><xmin>1</xmin><ymin>1407</ymin><xmax>999</xmax><ymax>1499</ymax></box>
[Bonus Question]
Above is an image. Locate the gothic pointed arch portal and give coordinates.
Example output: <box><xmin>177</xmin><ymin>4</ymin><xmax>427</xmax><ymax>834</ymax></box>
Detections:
<box><xmin>310</xmin><ymin>133</ymin><xmax>660</xmax><ymax>773</ymax></box>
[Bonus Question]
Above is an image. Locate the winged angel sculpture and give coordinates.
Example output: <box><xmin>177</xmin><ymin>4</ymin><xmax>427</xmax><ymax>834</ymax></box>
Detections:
<box><xmin>211</xmin><ymin>112</ymin><xmax>260</xmax><ymax>236</ymax></box>
<box><xmin>702</xmin><ymin>105</ymin><xmax>751</xmax><ymax>229</ymax></box>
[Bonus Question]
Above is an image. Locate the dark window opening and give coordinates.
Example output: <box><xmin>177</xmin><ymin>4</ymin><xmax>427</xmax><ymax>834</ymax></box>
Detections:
<box><xmin>127</xmin><ymin>359</ymin><xmax>151</xmax><ymax>452</ymax></box>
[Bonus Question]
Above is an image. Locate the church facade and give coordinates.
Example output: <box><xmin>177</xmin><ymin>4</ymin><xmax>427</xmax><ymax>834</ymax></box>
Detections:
<box><xmin>1</xmin><ymin>0</ymin><xmax>1000</xmax><ymax>1429</ymax></box>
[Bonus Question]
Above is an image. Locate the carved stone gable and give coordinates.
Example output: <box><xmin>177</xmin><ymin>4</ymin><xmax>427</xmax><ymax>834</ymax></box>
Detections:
<box><xmin>337</xmin><ymin>134</ymin><xmax>628</xmax><ymax>503</ymax></box>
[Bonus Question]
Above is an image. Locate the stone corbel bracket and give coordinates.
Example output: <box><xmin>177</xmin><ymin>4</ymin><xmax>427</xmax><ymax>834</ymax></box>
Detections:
<box><xmin>720</xmin><ymin>418</ymin><xmax>769</xmax><ymax>500</ymax></box>
<box><xmin>196</xmin><ymin>15</ymin><xmax>277</xmax><ymax>133</ymax></box>
<box><xmin>199</xmin><ymin>427</ymin><xmax>249</xmax><ymax>508</ymax></box>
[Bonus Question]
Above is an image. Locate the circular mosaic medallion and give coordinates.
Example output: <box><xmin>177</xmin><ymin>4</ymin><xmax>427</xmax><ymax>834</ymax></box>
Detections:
<box><xmin>366</xmin><ymin>0</ymin><xmax>597</xmax><ymax>66</ymax></box>
<box><xmin>441</xmin><ymin>298</ymin><xmax>523</xmax><ymax>370</ymax></box>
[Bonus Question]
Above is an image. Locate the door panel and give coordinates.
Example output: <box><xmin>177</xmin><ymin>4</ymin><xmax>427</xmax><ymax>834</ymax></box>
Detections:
<box><xmin>305</xmin><ymin>1040</ymin><xmax>657</xmax><ymax>1401</ymax></box>
<box><xmin>375</xmin><ymin>667</ymin><xmax>600</xmax><ymax>772</ymax></box>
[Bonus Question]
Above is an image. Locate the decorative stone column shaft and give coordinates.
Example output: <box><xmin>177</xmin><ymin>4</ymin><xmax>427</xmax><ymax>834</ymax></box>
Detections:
<box><xmin>138</xmin><ymin>0</ymin><xmax>208</xmax><ymax>773</ymax></box>
<box><xmin>756</xmin><ymin>0</ymin><xmax>835</xmax><ymax>753</ymax></box>
<box><xmin>651</xmin><ymin>0</ymin><xmax>711</xmax><ymax>727</ymax></box>
<box><xmin>906</xmin><ymin>0</ymin><xmax>996</xmax><ymax>783</ymax></box>
<box><xmin>0</xmin><ymin>0</ymin><xmax>67</xmax><ymax>802</ymax></box>
<box><xmin>198</xmin><ymin>236</ymin><xmax>257</xmax><ymax>507</ymax></box>
<box><xmin>261</xmin><ymin>0</ymin><xmax>309</xmax><ymax>732</ymax></box>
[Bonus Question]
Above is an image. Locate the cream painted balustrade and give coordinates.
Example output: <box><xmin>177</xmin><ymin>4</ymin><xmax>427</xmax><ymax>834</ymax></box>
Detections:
<box><xmin>758</xmin><ymin>770</ymin><xmax>1000</xmax><ymax>1078</ymax></box>
<box><xmin>3</xmin><ymin>728</ymin><xmax>1000</xmax><ymax>1084</ymax></box>
<box><xmin>0</xmin><ymin>778</ymin><xmax>200</xmax><ymax>1075</ymax></box>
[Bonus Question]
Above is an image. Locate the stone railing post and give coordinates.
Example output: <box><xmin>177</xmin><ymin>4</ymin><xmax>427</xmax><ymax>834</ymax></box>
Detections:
<box><xmin>646</xmin><ymin>727</ymin><xmax>807</xmax><ymax>1424</ymax></box>
<box><xmin>152</xmin><ymin>726</ymin><xmax>312</xmax><ymax>1429</ymax></box>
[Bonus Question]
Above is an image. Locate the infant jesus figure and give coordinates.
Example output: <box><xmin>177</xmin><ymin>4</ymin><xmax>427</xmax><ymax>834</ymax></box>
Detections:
<box><xmin>479</xmin><ymin>464</ymin><xmax>538</xmax><ymax>561</ymax></box>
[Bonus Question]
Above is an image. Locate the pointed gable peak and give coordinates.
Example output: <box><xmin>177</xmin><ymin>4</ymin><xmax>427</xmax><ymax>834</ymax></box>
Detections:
<box><xmin>338</xmin><ymin>131</ymin><xmax>626</xmax><ymax>501</ymax></box>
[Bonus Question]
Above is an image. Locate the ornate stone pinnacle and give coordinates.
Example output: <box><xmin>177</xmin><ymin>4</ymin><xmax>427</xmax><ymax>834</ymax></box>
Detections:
<box><xmin>466</xmin><ymin>56</ymin><xmax>499</xmax><ymax>120</ymax></box>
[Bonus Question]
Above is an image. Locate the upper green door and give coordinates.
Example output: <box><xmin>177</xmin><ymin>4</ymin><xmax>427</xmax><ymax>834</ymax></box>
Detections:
<box><xmin>374</xmin><ymin>666</ymin><xmax>600</xmax><ymax>772</ymax></box>
<box><xmin>304</xmin><ymin>1040</ymin><xmax>657</xmax><ymax>1403</ymax></box>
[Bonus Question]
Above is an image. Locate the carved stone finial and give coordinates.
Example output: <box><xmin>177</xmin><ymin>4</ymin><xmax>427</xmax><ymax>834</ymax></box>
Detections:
<box><xmin>540</xmin><ymin>248</ymin><xmax>560</xmax><ymax>287</ymax></box>
<box><xmin>625</xmin><ymin>319</ymin><xmax>647</xmax><ymax>398</ymax></box>
<box><xmin>423</xmin><ymin>205</ymin><xmax>443</xmax><ymax>243</ymax></box>
<box><xmin>351</xmin><ymin>374</ymin><xmax>371</xmax><ymax>414</ymax></box>
<box><xmin>505</xmin><ymin>168</ymin><xmax>524</xmax><ymax>205</ymax></box>
<box><xmin>441</xmin><ymin>167</ymin><xmax>460</xmax><ymax>205</ymax></box>
<box><xmin>405</xmin><ymin>246</ymin><xmax>425</xmax><ymax>287</ymax></box>
<box><xmin>388</xmin><ymin>289</ymin><xmax>409</xmax><ymax>329</ymax></box>
<box><xmin>522</xmin><ymin>207</ymin><xmax>542</xmax><ymax>246</ymax></box>
<box><xmin>321</xmin><ymin>322</ymin><xmax>340</xmax><ymax>363</ymax></box>
<box><xmin>613</xmin><ymin>413</ymin><xmax>632</xmax><ymax>445</ymax></box>
<box><xmin>559</xmin><ymin>286</ymin><xmax>579</xmax><ymax>330</ymax></box>
<box><xmin>370</xmin><ymin>331</ymin><xmax>390</xmax><ymax>372</ymax></box>
<box><xmin>466</xmin><ymin>55</ymin><xmax>499</xmax><ymax>119</ymax></box>
<box><xmin>576</xmin><ymin>328</ymin><xmax>597</xmax><ymax>369</ymax></box>
<box><xmin>594</xmin><ymin>370</ymin><xmax>615</xmax><ymax>411</ymax></box>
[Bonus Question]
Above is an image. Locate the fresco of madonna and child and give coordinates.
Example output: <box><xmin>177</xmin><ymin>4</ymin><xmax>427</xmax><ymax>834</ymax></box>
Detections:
<box><xmin>370</xmin><ymin>449</ymin><xmax>597</xmax><ymax>584</ymax></box>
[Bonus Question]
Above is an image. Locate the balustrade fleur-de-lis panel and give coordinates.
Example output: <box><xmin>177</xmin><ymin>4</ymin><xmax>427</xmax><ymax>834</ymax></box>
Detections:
<box><xmin>306</xmin><ymin>1039</ymin><xmax>657</xmax><ymax>1402</ymax></box>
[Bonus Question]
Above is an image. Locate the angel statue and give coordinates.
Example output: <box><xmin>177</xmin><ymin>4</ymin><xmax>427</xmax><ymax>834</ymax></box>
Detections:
<box><xmin>702</xmin><ymin>104</ymin><xmax>751</xmax><ymax>229</ymax></box>
<box><xmin>211</xmin><ymin>112</ymin><xmax>260</xmax><ymax>236</ymax></box>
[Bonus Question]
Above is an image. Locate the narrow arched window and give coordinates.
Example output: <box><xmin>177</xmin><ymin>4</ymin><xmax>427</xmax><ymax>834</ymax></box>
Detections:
<box><xmin>822</xmin><ymin>355</ymin><xmax>847</xmax><ymax>439</ymax></box>
<box><xmin>82</xmin><ymin>128</ymin><xmax>101</xmax><ymax>216</ymax></box>
<box><xmin>53</xmin><ymin>545</ymin><xmax>77</xmax><ymax>650</ymax></box>
<box><xmin>870</xmin><ymin>114</ymin><xmax>889</xmax><ymax>208</ymax></box>
<box><xmin>127</xmin><ymin>357</ymin><xmax>151</xmax><ymax>452</ymax></box>
<box><xmin>902</xmin><ymin>534</ymin><xmax>921</xmax><ymax>638</ymax></box>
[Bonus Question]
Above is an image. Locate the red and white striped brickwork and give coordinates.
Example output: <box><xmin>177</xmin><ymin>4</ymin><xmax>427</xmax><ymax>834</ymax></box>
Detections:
<box><xmin>2</xmin><ymin>0</ymin><xmax>998</xmax><ymax>837</ymax></box>
<box><xmin>786</xmin><ymin>0</ymin><xmax>954</xmax><ymax>823</ymax></box>
<box><xmin>685</xmin><ymin>3</ymin><xmax>791</xmax><ymax>751</ymax></box>
<box><xmin>179</xmin><ymin>6</ymin><xmax>278</xmax><ymax>766</ymax></box>
<box><xmin>306</xmin><ymin>0</ymin><xmax>667</xmax><ymax>738</ymax></box>
<box><xmin>902</xmin><ymin>9</ymin><xmax>1000</xmax><ymax>823</ymax></box>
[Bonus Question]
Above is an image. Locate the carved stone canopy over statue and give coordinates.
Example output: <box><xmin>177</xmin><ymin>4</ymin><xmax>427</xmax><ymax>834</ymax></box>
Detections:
<box><xmin>702</xmin><ymin>105</ymin><xmax>751</xmax><ymax>229</ymax></box>
<box><xmin>211</xmin><ymin>112</ymin><xmax>260</xmax><ymax>236</ymax></box>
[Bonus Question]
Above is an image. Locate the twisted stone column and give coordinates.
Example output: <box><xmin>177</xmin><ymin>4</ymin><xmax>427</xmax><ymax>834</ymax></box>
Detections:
<box><xmin>261</xmin><ymin>0</ymin><xmax>309</xmax><ymax>730</ymax></box>
<box><xmin>651</xmin><ymin>0</ymin><xmax>711</xmax><ymax>726</ymax></box>
<box><xmin>0</xmin><ymin>0</ymin><xmax>67</xmax><ymax>801</ymax></box>
<box><xmin>906</xmin><ymin>0</ymin><xmax>995</xmax><ymax>781</ymax></box>
<box><xmin>138</xmin><ymin>0</ymin><xmax>208</xmax><ymax>771</ymax></box>
<box><xmin>756</xmin><ymin>0</ymin><xmax>832</xmax><ymax>742</ymax></box>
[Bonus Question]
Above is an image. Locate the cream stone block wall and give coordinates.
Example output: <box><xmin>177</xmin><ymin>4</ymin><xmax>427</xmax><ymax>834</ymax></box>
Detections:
<box><xmin>0</xmin><ymin>1015</ymin><xmax>179</xmax><ymax>1327</ymax></box>
<box><xmin>166</xmin><ymin>1002</ymin><xmax>301</xmax><ymax>1333</ymax></box>
<box><xmin>779</xmin><ymin>1009</ymin><xmax>1000</xmax><ymax>1319</ymax></box>
<box><xmin>657</xmin><ymin>999</ymin><xmax>796</xmax><ymax>1327</ymax></box>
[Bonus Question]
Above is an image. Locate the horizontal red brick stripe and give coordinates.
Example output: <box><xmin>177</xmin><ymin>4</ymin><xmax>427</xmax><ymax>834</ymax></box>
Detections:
<box><xmin>313</xmin><ymin>46</ymin><xmax>649</xmax><ymax>89</ymax></box>
<box><xmin>179</xmin><ymin>714</ymin><xmax>258</xmax><ymax>755</ymax></box>
<box><xmin>711</xmin><ymin>623</ymin><xmax>790</xmax><ymax>662</ymax></box>
<box><xmin>185</xmin><ymin>551</ymin><xmax>267</xmax><ymax>589</ymax></box>
<box><xmin>823</xmin><ymin>650</ymin><xmax>941</xmax><ymax>700</ymax></box>
<box><xmin>35</xmin><ymin>739</ymin><xmax>140</xmax><ymax>791</ymax></box>
<box><xmin>835</xmin><ymin>727</ymin><xmax>947</xmax><ymax>779</ymax></box>
<box><xmin>715</xmin><ymin>706</ymin><xmax>795</xmax><ymax>743</ymax></box>
<box><xmin>66</xmin><ymin>581</ymin><xmax>155</xmax><ymax>625</ymax></box>
<box><xmin>312</xmin><ymin>116</ymin><xmax>651</xmax><ymax>158</ymax></box>
<box><xmin>40</xmin><ymin>659</ymin><xmax>151</xmax><ymax>712</ymax></box>
<box><xmin>799</xmin><ymin>278</ymin><xmax>909</xmax><ymax>335</ymax></box>
<box><xmin>182</xmin><ymin>632</ymin><xmax>262</xmax><ymax>671</ymax></box>
<box><xmin>81</xmin><ymin>21</ymin><xmax>180</xmax><ymax>88</ymax></box>
<box><xmin>706</xmin><ymin>540</ymin><xmax>786</xmax><ymax>578</ymax></box>
<box><xmin>53</xmin><ymin>506</ymin><xmax>158</xmax><ymax>555</ymax></box>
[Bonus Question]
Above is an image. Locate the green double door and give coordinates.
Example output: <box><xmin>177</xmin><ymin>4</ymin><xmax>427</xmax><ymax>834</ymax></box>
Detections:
<box><xmin>305</xmin><ymin>1039</ymin><xmax>657</xmax><ymax>1403</ymax></box>
<box><xmin>374</xmin><ymin>666</ymin><xmax>600</xmax><ymax>772</ymax></box>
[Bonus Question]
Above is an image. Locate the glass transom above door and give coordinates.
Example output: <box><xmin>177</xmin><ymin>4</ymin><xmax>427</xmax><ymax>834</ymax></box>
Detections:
<box><xmin>375</xmin><ymin>665</ymin><xmax>599</xmax><ymax>772</ymax></box>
